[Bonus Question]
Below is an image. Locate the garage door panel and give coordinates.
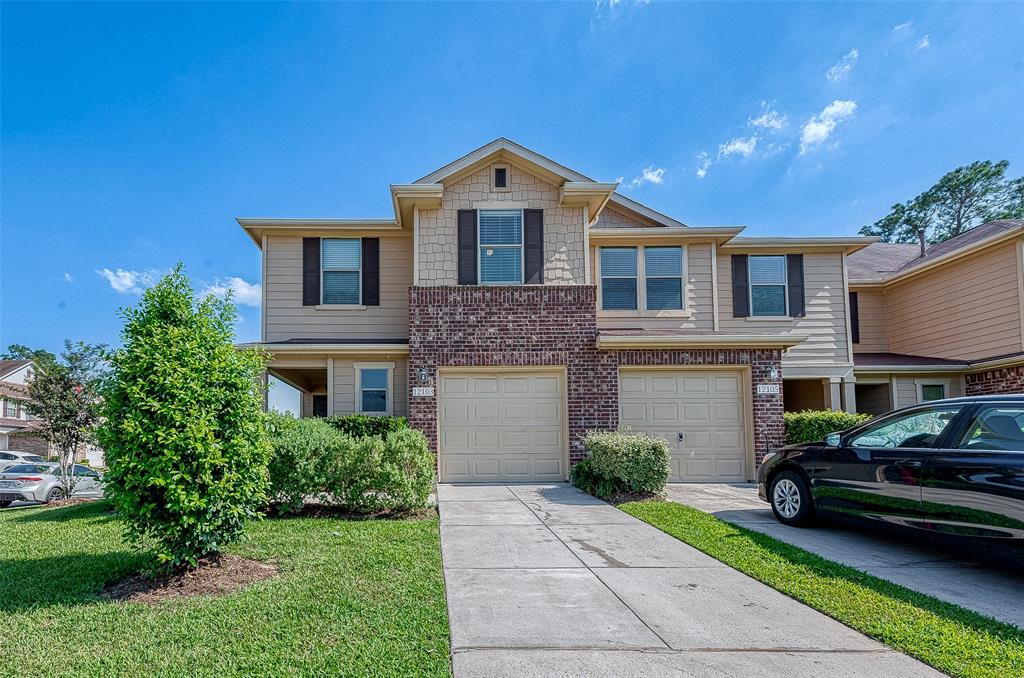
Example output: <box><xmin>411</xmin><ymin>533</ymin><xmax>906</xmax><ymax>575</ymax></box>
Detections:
<box><xmin>620</xmin><ymin>369</ymin><xmax>748</xmax><ymax>483</ymax></box>
<box><xmin>440</xmin><ymin>371</ymin><xmax>566</xmax><ymax>482</ymax></box>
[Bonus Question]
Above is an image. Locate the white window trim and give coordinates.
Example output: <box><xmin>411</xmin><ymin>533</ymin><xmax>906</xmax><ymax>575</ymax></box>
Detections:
<box><xmin>596</xmin><ymin>245</ymin><xmax>690</xmax><ymax>317</ymax></box>
<box><xmin>748</xmin><ymin>254</ymin><xmax>788</xmax><ymax>318</ymax></box>
<box><xmin>490</xmin><ymin>164</ymin><xmax>511</xmax><ymax>192</ymax></box>
<box><xmin>477</xmin><ymin>209</ymin><xmax>524</xmax><ymax>286</ymax></box>
<box><xmin>321</xmin><ymin>237</ymin><xmax>362</xmax><ymax>306</ymax></box>
<box><xmin>355</xmin><ymin>362</ymin><xmax>394</xmax><ymax>415</ymax></box>
<box><xmin>915</xmin><ymin>378</ymin><xmax>951</xmax><ymax>403</ymax></box>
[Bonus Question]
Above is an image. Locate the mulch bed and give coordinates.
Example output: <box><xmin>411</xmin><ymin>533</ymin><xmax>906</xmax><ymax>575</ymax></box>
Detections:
<box><xmin>273</xmin><ymin>504</ymin><xmax>438</xmax><ymax>521</ymax></box>
<box><xmin>100</xmin><ymin>554</ymin><xmax>278</xmax><ymax>604</ymax></box>
<box><xmin>46</xmin><ymin>498</ymin><xmax>98</xmax><ymax>508</ymax></box>
<box><xmin>608</xmin><ymin>491</ymin><xmax>665</xmax><ymax>505</ymax></box>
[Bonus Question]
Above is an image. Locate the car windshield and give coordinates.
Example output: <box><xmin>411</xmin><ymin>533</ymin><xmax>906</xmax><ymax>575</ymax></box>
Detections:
<box><xmin>1</xmin><ymin>463</ymin><xmax>55</xmax><ymax>475</ymax></box>
<box><xmin>24</xmin><ymin>455</ymin><xmax>45</xmax><ymax>462</ymax></box>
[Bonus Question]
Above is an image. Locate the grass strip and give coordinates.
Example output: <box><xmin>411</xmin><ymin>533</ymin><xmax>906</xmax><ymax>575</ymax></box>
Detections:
<box><xmin>621</xmin><ymin>500</ymin><xmax>1024</xmax><ymax>678</ymax></box>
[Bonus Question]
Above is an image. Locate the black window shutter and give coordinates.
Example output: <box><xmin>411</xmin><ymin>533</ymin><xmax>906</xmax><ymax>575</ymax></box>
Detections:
<box><xmin>524</xmin><ymin>209</ymin><xmax>544</xmax><ymax>284</ymax></box>
<box><xmin>787</xmin><ymin>254</ymin><xmax>805</xmax><ymax>317</ymax></box>
<box><xmin>849</xmin><ymin>291</ymin><xmax>860</xmax><ymax>343</ymax></box>
<box><xmin>731</xmin><ymin>255</ymin><xmax>749</xmax><ymax>318</ymax></box>
<box><xmin>302</xmin><ymin>237</ymin><xmax>320</xmax><ymax>306</ymax></box>
<box><xmin>361</xmin><ymin>238</ymin><xmax>380</xmax><ymax>306</ymax></box>
<box><xmin>457</xmin><ymin>209</ymin><xmax>478</xmax><ymax>285</ymax></box>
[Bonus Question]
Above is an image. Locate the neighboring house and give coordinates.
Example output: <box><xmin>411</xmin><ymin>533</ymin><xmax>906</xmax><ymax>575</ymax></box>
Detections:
<box><xmin>242</xmin><ymin>139</ymin><xmax>875</xmax><ymax>483</ymax></box>
<box><xmin>846</xmin><ymin>219</ymin><xmax>1024</xmax><ymax>415</ymax></box>
<box><xmin>0</xmin><ymin>359</ymin><xmax>48</xmax><ymax>454</ymax></box>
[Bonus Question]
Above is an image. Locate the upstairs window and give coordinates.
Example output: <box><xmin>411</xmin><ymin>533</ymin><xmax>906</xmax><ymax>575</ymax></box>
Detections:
<box><xmin>321</xmin><ymin>238</ymin><xmax>361</xmax><ymax>305</ymax></box>
<box><xmin>644</xmin><ymin>246</ymin><xmax>683</xmax><ymax>310</ymax></box>
<box><xmin>600</xmin><ymin>247</ymin><xmax>638</xmax><ymax>310</ymax></box>
<box><xmin>749</xmin><ymin>255</ymin><xmax>787</xmax><ymax>316</ymax></box>
<box><xmin>3</xmin><ymin>399</ymin><xmax>17</xmax><ymax>419</ymax></box>
<box><xmin>479</xmin><ymin>210</ymin><xmax>523</xmax><ymax>284</ymax></box>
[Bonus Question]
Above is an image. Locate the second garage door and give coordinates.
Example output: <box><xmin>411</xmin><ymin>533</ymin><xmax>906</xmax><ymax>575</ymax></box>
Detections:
<box><xmin>438</xmin><ymin>370</ymin><xmax>565</xmax><ymax>483</ymax></box>
<box><xmin>619</xmin><ymin>369</ymin><xmax>749</xmax><ymax>482</ymax></box>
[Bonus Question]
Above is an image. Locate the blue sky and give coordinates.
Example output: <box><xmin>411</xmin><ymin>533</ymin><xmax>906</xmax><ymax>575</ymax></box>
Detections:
<box><xmin>3</xmin><ymin>1</ymin><xmax>1023</xmax><ymax>357</ymax></box>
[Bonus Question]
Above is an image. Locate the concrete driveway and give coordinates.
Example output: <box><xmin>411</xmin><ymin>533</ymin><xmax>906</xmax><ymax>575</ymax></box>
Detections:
<box><xmin>667</xmin><ymin>483</ymin><xmax>1024</xmax><ymax>629</ymax></box>
<box><xmin>439</xmin><ymin>483</ymin><xmax>945</xmax><ymax>678</ymax></box>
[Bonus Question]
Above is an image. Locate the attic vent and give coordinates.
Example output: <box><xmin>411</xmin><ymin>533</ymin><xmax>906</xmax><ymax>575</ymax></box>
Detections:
<box><xmin>494</xmin><ymin>167</ymin><xmax>507</xmax><ymax>188</ymax></box>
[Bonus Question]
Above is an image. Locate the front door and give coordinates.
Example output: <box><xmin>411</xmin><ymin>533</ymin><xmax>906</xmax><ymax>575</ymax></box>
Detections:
<box><xmin>814</xmin><ymin>405</ymin><xmax>964</xmax><ymax>526</ymax></box>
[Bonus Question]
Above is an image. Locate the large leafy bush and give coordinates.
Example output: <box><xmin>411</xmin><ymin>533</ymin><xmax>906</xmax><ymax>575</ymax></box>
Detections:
<box><xmin>570</xmin><ymin>429</ymin><xmax>670</xmax><ymax>499</ymax></box>
<box><xmin>266</xmin><ymin>415</ymin><xmax>433</xmax><ymax>515</ymax></box>
<box><xmin>784</xmin><ymin>410</ymin><xmax>872</xmax><ymax>445</ymax></box>
<box><xmin>324</xmin><ymin>413</ymin><xmax>407</xmax><ymax>438</ymax></box>
<box><xmin>98</xmin><ymin>267</ymin><xmax>271</xmax><ymax>569</ymax></box>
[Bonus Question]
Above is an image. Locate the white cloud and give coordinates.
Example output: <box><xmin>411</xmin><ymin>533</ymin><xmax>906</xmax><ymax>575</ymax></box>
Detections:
<box><xmin>748</xmin><ymin>103</ymin><xmax>788</xmax><ymax>131</ymax></box>
<box><xmin>628</xmin><ymin>166</ymin><xmax>665</xmax><ymax>189</ymax></box>
<box><xmin>202</xmin><ymin>277</ymin><xmax>262</xmax><ymax>307</ymax></box>
<box><xmin>799</xmin><ymin>100</ymin><xmax>857</xmax><ymax>154</ymax></box>
<box><xmin>96</xmin><ymin>268</ymin><xmax>162</xmax><ymax>294</ymax></box>
<box><xmin>892</xmin><ymin>21</ymin><xmax>913</xmax><ymax>35</ymax></box>
<box><xmin>718</xmin><ymin>136</ymin><xmax>758</xmax><ymax>159</ymax></box>
<box><xmin>826</xmin><ymin>48</ymin><xmax>859</xmax><ymax>83</ymax></box>
<box><xmin>695</xmin><ymin>152</ymin><xmax>711</xmax><ymax>179</ymax></box>
<box><xmin>592</xmin><ymin>0</ymin><xmax>648</xmax><ymax>23</ymax></box>
<box><xmin>916</xmin><ymin>34</ymin><xmax>930</xmax><ymax>50</ymax></box>
<box><xmin>63</xmin><ymin>273</ymin><xmax>75</xmax><ymax>283</ymax></box>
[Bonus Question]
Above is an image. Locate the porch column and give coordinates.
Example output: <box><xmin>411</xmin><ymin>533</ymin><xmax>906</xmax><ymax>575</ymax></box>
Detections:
<box><xmin>823</xmin><ymin>378</ymin><xmax>843</xmax><ymax>411</ymax></box>
<box><xmin>841</xmin><ymin>379</ymin><xmax>857</xmax><ymax>414</ymax></box>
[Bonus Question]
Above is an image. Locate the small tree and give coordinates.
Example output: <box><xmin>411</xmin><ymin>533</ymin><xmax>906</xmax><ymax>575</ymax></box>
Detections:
<box><xmin>23</xmin><ymin>341</ymin><xmax>107</xmax><ymax>496</ymax></box>
<box><xmin>99</xmin><ymin>266</ymin><xmax>270</xmax><ymax>569</ymax></box>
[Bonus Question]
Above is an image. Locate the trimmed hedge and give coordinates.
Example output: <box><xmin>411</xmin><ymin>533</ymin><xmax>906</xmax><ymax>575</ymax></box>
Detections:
<box><xmin>324</xmin><ymin>413</ymin><xmax>408</xmax><ymax>438</ymax></box>
<box><xmin>784</xmin><ymin>409</ymin><xmax>872</xmax><ymax>445</ymax></box>
<box><xmin>266</xmin><ymin>413</ymin><xmax>433</xmax><ymax>515</ymax></box>
<box><xmin>571</xmin><ymin>429</ymin><xmax>670</xmax><ymax>499</ymax></box>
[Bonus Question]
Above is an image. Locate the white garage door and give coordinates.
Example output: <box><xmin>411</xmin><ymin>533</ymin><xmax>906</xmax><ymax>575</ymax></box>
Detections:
<box><xmin>619</xmin><ymin>369</ymin><xmax>748</xmax><ymax>482</ymax></box>
<box><xmin>438</xmin><ymin>370</ymin><xmax>565</xmax><ymax>483</ymax></box>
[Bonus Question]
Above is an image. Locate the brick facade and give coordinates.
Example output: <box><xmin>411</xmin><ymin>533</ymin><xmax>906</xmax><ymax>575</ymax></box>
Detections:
<box><xmin>965</xmin><ymin>364</ymin><xmax>1024</xmax><ymax>396</ymax></box>
<box><xmin>408</xmin><ymin>285</ymin><xmax>785</xmax><ymax>472</ymax></box>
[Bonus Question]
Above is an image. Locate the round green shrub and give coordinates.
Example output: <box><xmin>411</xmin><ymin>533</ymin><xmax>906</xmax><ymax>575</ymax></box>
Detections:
<box><xmin>572</xmin><ymin>429</ymin><xmax>670</xmax><ymax>499</ymax></box>
<box><xmin>99</xmin><ymin>266</ymin><xmax>271</xmax><ymax>569</ymax></box>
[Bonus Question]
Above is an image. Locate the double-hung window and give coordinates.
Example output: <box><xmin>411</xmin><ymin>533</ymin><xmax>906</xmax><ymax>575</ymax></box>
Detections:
<box><xmin>644</xmin><ymin>246</ymin><xmax>683</xmax><ymax>310</ymax></box>
<box><xmin>357</xmin><ymin>367</ymin><xmax>390</xmax><ymax>414</ymax></box>
<box><xmin>322</xmin><ymin>238</ymin><xmax>361</xmax><ymax>305</ymax></box>
<box><xmin>479</xmin><ymin>210</ymin><xmax>523</xmax><ymax>284</ymax></box>
<box><xmin>748</xmin><ymin>255</ymin><xmax>788</xmax><ymax>316</ymax></box>
<box><xmin>600</xmin><ymin>247</ymin><xmax>638</xmax><ymax>310</ymax></box>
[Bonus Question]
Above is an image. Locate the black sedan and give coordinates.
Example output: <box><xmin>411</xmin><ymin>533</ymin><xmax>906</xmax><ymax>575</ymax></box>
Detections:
<box><xmin>757</xmin><ymin>395</ymin><xmax>1024</xmax><ymax>548</ymax></box>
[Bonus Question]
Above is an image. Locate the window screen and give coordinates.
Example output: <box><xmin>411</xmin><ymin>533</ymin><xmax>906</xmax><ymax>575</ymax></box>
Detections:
<box><xmin>322</xmin><ymin>239</ymin><xmax>361</xmax><ymax>304</ymax></box>
<box><xmin>644</xmin><ymin>246</ymin><xmax>683</xmax><ymax>310</ymax></box>
<box><xmin>749</xmin><ymin>255</ymin><xmax>787</xmax><ymax>316</ymax></box>
<box><xmin>600</xmin><ymin>247</ymin><xmax>638</xmax><ymax>310</ymax></box>
<box><xmin>479</xmin><ymin>210</ymin><xmax>522</xmax><ymax>284</ymax></box>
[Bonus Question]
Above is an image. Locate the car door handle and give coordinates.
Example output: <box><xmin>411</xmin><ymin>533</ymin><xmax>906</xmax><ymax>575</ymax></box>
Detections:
<box><xmin>896</xmin><ymin>460</ymin><xmax>922</xmax><ymax>468</ymax></box>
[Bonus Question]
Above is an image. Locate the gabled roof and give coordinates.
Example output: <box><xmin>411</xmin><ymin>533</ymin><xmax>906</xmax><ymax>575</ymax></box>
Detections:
<box><xmin>849</xmin><ymin>220</ymin><xmax>1024</xmax><ymax>284</ymax></box>
<box><xmin>0</xmin><ymin>359</ymin><xmax>31</xmax><ymax>381</ymax></box>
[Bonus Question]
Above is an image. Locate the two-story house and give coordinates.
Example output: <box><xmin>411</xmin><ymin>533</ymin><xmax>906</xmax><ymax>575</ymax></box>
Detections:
<box><xmin>846</xmin><ymin>219</ymin><xmax>1024</xmax><ymax>415</ymax></box>
<box><xmin>0</xmin><ymin>359</ymin><xmax>46</xmax><ymax>454</ymax></box>
<box><xmin>241</xmin><ymin>139</ymin><xmax>875</xmax><ymax>483</ymax></box>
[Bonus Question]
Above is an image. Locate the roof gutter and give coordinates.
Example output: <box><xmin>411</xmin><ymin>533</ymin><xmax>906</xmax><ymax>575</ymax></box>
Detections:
<box><xmin>597</xmin><ymin>334</ymin><xmax>808</xmax><ymax>350</ymax></box>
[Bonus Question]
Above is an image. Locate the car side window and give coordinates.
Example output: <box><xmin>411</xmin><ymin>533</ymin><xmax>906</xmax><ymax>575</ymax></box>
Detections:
<box><xmin>955</xmin><ymin>407</ymin><xmax>1024</xmax><ymax>451</ymax></box>
<box><xmin>73</xmin><ymin>465</ymin><xmax>98</xmax><ymax>477</ymax></box>
<box><xmin>849</xmin><ymin>406</ymin><xmax>962</xmax><ymax>449</ymax></box>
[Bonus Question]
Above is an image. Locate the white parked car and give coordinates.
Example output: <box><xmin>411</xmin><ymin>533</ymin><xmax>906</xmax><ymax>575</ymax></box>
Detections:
<box><xmin>0</xmin><ymin>450</ymin><xmax>47</xmax><ymax>472</ymax></box>
<box><xmin>0</xmin><ymin>463</ymin><xmax>105</xmax><ymax>507</ymax></box>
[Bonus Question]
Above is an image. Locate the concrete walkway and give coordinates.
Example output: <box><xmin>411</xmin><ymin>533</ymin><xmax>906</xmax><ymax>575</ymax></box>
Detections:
<box><xmin>439</xmin><ymin>483</ymin><xmax>945</xmax><ymax>678</ymax></box>
<box><xmin>667</xmin><ymin>483</ymin><xmax>1024</xmax><ymax>629</ymax></box>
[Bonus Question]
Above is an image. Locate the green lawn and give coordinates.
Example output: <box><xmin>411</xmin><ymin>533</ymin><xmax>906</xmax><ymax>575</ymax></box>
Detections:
<box><xmin>621</xmin><ymin>501</ymin><xmax>1024</xmax><ymax>678</ymax></box>
<box><xmin>1</xmin><ymin>501</ymin><xmax>450</xmax><ymax>677</ymax></box>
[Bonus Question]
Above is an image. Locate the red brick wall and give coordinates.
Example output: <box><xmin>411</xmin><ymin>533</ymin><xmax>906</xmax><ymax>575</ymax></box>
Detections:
<box><xmin>408</xmin><ymin>285</ymin><xmax>785</xmax><ymax>470</ymax></box>
<box><xmin>8</xmin><ymin>433</ymin><xmax>50</xmax><ymax>456</ymax></box>
<box><xmin>965</xmin><ymin>365</ymin><xmax>1024</xmax><ymax>395</ymax></box>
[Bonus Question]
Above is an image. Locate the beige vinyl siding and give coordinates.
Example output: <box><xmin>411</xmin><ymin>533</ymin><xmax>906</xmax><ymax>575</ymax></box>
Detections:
<box><xmin>593</xmin><ymin>241</ymin><xmax>715</xmax><ymax>331</ymax></box>
<box><xmin>886</xmin><ymin>241</ymin><xmax>1023</xmax><ymax>360</ymax></box>
<box><xmin>852</xmin><ymin>288</ymin><xmax>888</xmax><ymax>353</ymax></box>
<box><xmin>892</xmin><ymin>373</ymin><xmax>964</xmax><ymax>408</ymax></box>
<box><xmin>718</xmin><ymin>251</ymin><xmax>850</xmax><ymax>365</ymax></box>
<box><xmin>416</xmin><ymin>164</ymin><xmax>586</xmax><ymax>285</ymax></box>
<box><xmin>264</xmin><ymin>234</ymin><xmax>412</xmax><ymax>342</ymax></box>
<box><xmin>594</xmin><ymin>205</ymin><xmax>656</xmax><ymax>228</ymax></box>
<box><xmin>332</xmin><ymin>357</ymin><xmax>408</xmax><ymax>417</ymax></box>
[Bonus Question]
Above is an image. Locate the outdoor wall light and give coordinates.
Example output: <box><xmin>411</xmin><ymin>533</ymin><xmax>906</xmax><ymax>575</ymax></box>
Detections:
<box><xmin>768</xmin><ymin>367</ymin><xmax>779</xmax><ymax>381</ymax></box>
<box><xmin>417</xmin><ymin>367</ymin><xmax>430</xmax><ymax>383</ymax></box>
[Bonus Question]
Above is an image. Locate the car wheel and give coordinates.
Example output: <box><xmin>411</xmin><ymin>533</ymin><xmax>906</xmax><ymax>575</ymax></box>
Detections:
<box><xmin>46</xmin><ymin>487</ymin><xmax>65</xmax><ymax>503</ymax></box>
<box><xmin>770</xmin><ymin>470</ymin><xmax>815</xmax><ymax>527</ymax></box>
<box><xmin>0</xmin><ymin>500</ymin><xmax>12</xmax><ymax>508</ymax></box>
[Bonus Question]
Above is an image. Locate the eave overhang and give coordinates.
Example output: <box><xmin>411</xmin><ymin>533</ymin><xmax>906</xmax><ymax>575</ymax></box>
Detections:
<box><xmin>240</xmin><ymin>342</ymin><xmax>410</xmax><ymax>356</ymax></box>
<box><xmin>560</xmin><ymin>182</ymin><xmax>618</xmax><ymax>220</ymax></box>
<box><xmin>597</xmin><ymin>333</ymin><xmax>808</xmax><ymax>350</ymax></box>
<box><xmin>237</xmin><ymin>219</ymin><xmax>402</xmax><ymax>248</ymax></box>
<box><xmin>390</xmin><ymin>184</ymin><xmax>444</xmax><ymax>228</ymax></box>
<box><xmin>721</xmin><ymin>236</ymin><xmax>879</xmax><ymax>254</ymax></box>
<box><xmin>589</xmin><ymin>226</ymin><xmax>745</xmax><ymax>243</ymax></box>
